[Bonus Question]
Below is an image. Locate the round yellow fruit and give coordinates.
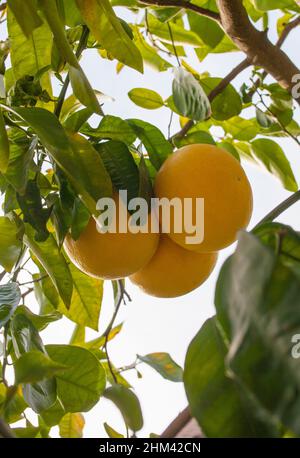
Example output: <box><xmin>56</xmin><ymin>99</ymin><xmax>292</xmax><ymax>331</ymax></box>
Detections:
<box><xmin>130</xmin><ymin>235</ymin><xmax>218</xmax><ymax>298</ymax></box>
<box><xmin>64</xmin><ymin>195</ymin><xmax>159</xmax><ymax>280</ymax></box>
<box><xmin>154</xmin><ymin>144</ymin><xmax>253</xmax><ymax>253</ymax></box>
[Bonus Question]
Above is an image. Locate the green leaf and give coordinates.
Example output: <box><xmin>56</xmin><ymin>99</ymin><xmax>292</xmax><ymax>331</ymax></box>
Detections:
<box><xmin>146</xmin><ymin>13</ymin><xmax>203</xmax><ymax>47</ymax></box>
<box><xmin>4</xmin><ymin>129</ymin><xmax>34</xmax><ymax>195</ymax></box>
<box><xmin>127</xmin><ymin>119</ymin><xmax>172</xmax><ymax>170</ymax></box>
<box><xmin>46</xmin><ymin>344</ymin><xmax>106</xmax><ymax>412</ymax></box>
<box><xmin>128</xmin><ymin>88</ymin><xmax>164</xmax><ymax>110</ymax></box>
<box><xmin>69</xmin><ymin>65</ymin><xmax>104</xmax><ymax>116</ymax></box>
<box><xmin>83</xmin><ymin>323</ymin><xmax>123</xmax><ymax>350</ymax></box>
<box><xmin>104</xmin><ymin>422</ymin><xmax>124</xmax><ymax>438</ymax></box>
<box><xmin>83</xmin><ymin>115</ymin><xmax>137</xmax><ymax>145</ymax></box>
<box><xmin>7</xmin><ymin>0</ymin><xmax>43</xmax><ymax>37</ymax></box>
<box><xmin>138</xmin><ymin>353</ymin><xmax>183</xmax><ymax>382</ymax></box>
<box><xmin>256</xmin><ymin>108</ymin><xmax>274</xmax><ymax>128</ymax></box>
<box><xmin>10</xmin><ymin>314</ymin><xmax>57</xmax><ymax>413</ymax></box>
<box><xmin>13</xmin><ymin>425</ymin><xmax>40</xmax><ymax>438</ymax></box>
<box><xmin>39</xmin><ymin>399</ymin><xmax>65</xmax><ymax>427</ymax></box>
<box><xmin>217</xmin><ymin>141</ymin><xmax>240</xmax><ymax>161</ymax></box>
<box><xmin>59</xmin><ymin>413</ymin><xmax>85</xmax><ymax>438</ymax></box>
<box><xmin>172</xmin><ymin>68</ymin><xmax>211</xmax><ymax>121</ymax></box>
<box><xmin>58</xmin><ymin>0</ymin><xmax>84</xmax><ymax>27</ymax></box>
<box><xmin>184</xmin><ymin>316</ymin><xmax>280</xmax><ymax>437</ymax></box>
<box><xmin>222</xmin><ymin>116</ymin><xmax>258</xmax><ymax>141</ymax></box>
<box><xmin>39</xmin><ymin>0</ymin><xmax>102</xmax><ymax>114</ymax></box>
<box><xmin>76</xmin><ymin>0</ymin><xmax>143</xmax><ymax>72</ymax></box>
<box><xmin>58</xmin><ymin>263</ymin><xmax>104</xmax><ymax>331</ymax></box>
<box><xmin>201</xmin><ymin>77</ymin><xmax>242</xmax><ymax>121</ymax></box>
<box><xmin>251</xmin><ymin>0</ymin><xmax>300</xmax><ymax>11</ymax></box>
<box><xmin>0</xmin><ymin>217</ymin><xmax>22</xmax><ymax>272</ymax></box>
<box><xmin>132</xmin><ymin>27</ymin><xmax>171</xmax><ymax>72</ymax></box>
<box><xmin>95</xmin><ymin>141</ymin><xmax>140</xmax><ymax>202</ymax></box>
<box><xmin>14</xmin><ymin>351</ymin><xmax>67</xmax><ymax>384</ymax></box>
<box><xmin>104</xmin><ymin>385</ymin><xmax>143</xmax><ymax>432</ymax></box>
<box><xmin>23</xmin><ymin>224</ymin><xmax>73</xmax><ymax>308</ymax></box>
<box><xmin>15</xmin><ymin>305</ymin><xmax>62</xmax><ymax>331</ymax></box>
<box><xmin>63</xmin><ymin>107</ymin><xmax>93</xmax><ymax>132</ymax></box>
<box><xmin>10</xmin><ymin>107</ymin><xmax>113</xmax><ymax>214</ymax></box>
<box><xmin>0</xmin><ymin>110</ymin><xmax>10</xmax><ymax>173</ymax></box>
<box><xmin>175</xmin><ymin>130</ymin><xmax>215</xmax><ymax>148</ymax></box>
<box><xmin>251</xmin><ymin>138</ymin><xmax>297</xmax><ymax>191</ymax></box>
<box><xmin>220</xmin><ymin>230</ymin><xmax>300</xmax><ymax>435</ymax></box>
<box><xmin>188</xmin><ymin>11</ymin><xmax>224</xmax><ymax>49</ymax></box>
<box><xmin>7</xmin><ymin>7</ymin><xmax>52</xmax><ymax>101</ymax></box>
<box><xmin>0</xmin><ymin>282</ymin><xmax>21</xmax><ymax>329</ymax></box>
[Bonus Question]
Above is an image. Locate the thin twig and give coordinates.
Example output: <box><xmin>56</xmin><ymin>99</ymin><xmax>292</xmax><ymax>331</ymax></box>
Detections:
<box><xmin>18</xmin><ymin>275</ymin><xmax>47</xmax><ymax>287</ymax></box>
<box><xmin>2</xmin><ymin>325</ymin><xmax>9</xmax><ymax>388</ymax></box>
<box><xmin>167</xmin><ymin>22</ymin><xmax>180</xmax><ymax>67</ymax></box>
<box><xmin>0</xmin><ymin>3</ymin><xmax>6</xmax><ymax>13</ymax></box>
<box><xmin>103</xmin><ymin>280</ymin><xmax>125</xmax><ymax>383</ymax></box>
<box><xmin>140</xmin><ymin>0</ymin><xmax>221</xmax><ymax>22</ymax></box>
<box><xmin>54</xmin><ymin>25</ymin><xmax>90</xmax><ymax>118</ymax></box>
<box><xmin>253</xmin><ymin>190</ymin><xmax>300</xmax><ymax>230</ymax></box>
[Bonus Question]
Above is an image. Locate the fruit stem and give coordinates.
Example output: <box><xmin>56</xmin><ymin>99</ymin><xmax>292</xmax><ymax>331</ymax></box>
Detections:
<box><xmin>253</xmin><ymin>190</ymin><xmax>300</xmax><ymax>230</ymax></box>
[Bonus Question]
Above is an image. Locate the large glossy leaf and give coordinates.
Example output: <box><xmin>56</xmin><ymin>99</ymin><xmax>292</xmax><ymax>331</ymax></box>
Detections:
<box><xmin>7</xmin><ymin>7</ymin><xmax>52</xmax><ymax>96</ymax></box>
<box><xmin>146</xmin><ymin>13</ymin><xmax>203</xmax><ymax>47</ymax></box>
<box><xmin>23</xmin><ymin>224</ymin><xmax>73</xmax><ymax>308</ymax></box>
<box><xmin>201</xmin><ymin>77</ymin><xmax>242</xmax><ymax>121</ymax></box>
<box><xmin>104</xmin><ymin>385</ymin><xmax>143</xmax><ymax>432</ymax></box>
<box><xmin>82</xmin><ymin>115</ymin><xmax>137</xmax><ymax>145</ymax></box>
<box><xmin>127</xmin><ymin>119</ymin><xmax>172</xmax><ymax>170</ymax></box>
<box><xmin>11</xmin><ymin>314</ymin><xmax>57</xmax><ymax>413</ymax></box>
<box><xmin>10</xmin><ymin>108</ymin><xmax>113</xmax><ymax>214</ymax></box>
<box><xmin>58</xmin><ymin>263</ymin><xmax>103</xmax><ymax>331</ymax></box>
<box><xmin>250</xmin><ymin>138</ymin><xmax>297</xmax><ymax>191</ymax></box>
<box><xmin>184</xmin><ymin>317</ymin><xmax>280</xmax><ymax>437</ymax></box>
<box><xmin>188</xmin><ymin>11</ymin><xmax>224</xmax><ymax>49</ymax></box>
<box><xmin>0</xmin><ymin>217</ymin><xmax>22</xmax><ymax>272</ymax></box>
<box><xmin>0</xmin><ymin>282</ymin><xmax>21</xmax><ymax>329</ymax></box>
<box><xmin>46</xmin><ymin>344</ymin><xmax>106</xmax><ymax>412</ymax></box>
<box><xmin>220</xmin><ymin>230</ymin><xmax>300</xmax><ymax>435</ymax></box>
<box><xmin>76</xmin><ymin>0</ymin><xmax>143</xmax><ymax>72</ymax></box>
<box><xmin>7</xmin><ymin>0</ymin><xmax>43</xmax><ymax>37</ymax></box>
<box><xmin>138</xmin><ymin>353</ymin><xmax>183</xmax><ymax>382</ymax></box>
<box><xmin>95</xmin><ymin>141</ymin><xmax>140</xmax><ymax>202</ymax></box>
<box><xmin>221</xmin><ymin>116</ymin><xmax>258</xmax><ymax>141</ymax></box>
<box><xmin>14</xmin><ymin>351</ymin><xmax>67</xmax><ymax>384</ymax></box>
<box><xmin>173</xmin><ymin>68</ymin><xmax>211</xmax><ymax>121</ymax></box>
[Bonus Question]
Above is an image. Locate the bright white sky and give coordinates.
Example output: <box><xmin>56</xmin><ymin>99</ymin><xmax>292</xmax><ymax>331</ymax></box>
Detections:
<box><xmin>1</xmin><ymin>7</ymin><xmax>300</xmax><ymax>438</ymax></box>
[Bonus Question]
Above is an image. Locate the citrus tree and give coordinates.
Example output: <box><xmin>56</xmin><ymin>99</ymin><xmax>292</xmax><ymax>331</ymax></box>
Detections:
<box><xmin>0</xmin><ymin>0</ymin><xmax>300</xmax><ymax>439</ymax></box>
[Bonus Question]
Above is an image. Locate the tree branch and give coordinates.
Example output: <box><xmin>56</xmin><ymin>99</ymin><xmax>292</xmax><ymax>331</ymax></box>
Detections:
<box><xmin>140</xmin><ymin>0</ymin><xmax>221</xmax><ymax>22</ymax></box>
<box><xmin>253</xmin><ymin>190</ymin><xmax>300</xmax><ymax>230</ymax></box>
<box><xmin>217</xmin><ymin>0</ymin><xmax>300</xmax><ymax>98</ymax></box>
<box><xmin>0</xmin><ymin>418</ymin><xmax>15</xmax><ymax>438</ymax></box>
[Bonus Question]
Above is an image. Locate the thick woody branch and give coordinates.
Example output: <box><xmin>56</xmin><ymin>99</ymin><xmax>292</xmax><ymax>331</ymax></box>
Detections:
<box><xmin>217</xmin><ymin>0</ymin><xmax>300</xmax><ymax>96</ymax></box>
<box><xmin>140</xmin><ymin>0</ymin><xmax>221</xmax><ymax>22</ymax></box>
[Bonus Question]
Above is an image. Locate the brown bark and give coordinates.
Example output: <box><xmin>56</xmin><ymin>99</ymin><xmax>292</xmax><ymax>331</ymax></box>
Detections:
<box><xmin>217</xmin><ymin>0</ymin><xmax>300</xmax><ymax>95</ymax></box>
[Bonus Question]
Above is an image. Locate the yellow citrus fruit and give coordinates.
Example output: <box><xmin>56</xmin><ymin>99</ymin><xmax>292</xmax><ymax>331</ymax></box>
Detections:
<box><xmin>130</xmin><ymin>235</ymin><xmax>218</xmax><ymax>298</ymax></box>
<box><xmin>154</xmin><ymin>144</ymin><xmax>253</xmax><ymax>253</ymax></box>
<box><xmin>64</xmin><ymin>195</ymin><xmax>159</xmax><ymax>280</ymax></box>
